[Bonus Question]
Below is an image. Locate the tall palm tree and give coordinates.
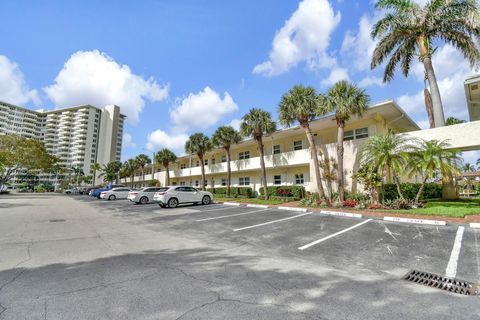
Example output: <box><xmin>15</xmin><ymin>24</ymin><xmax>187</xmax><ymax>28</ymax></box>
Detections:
<box><xmin>446</xmin><ymin>117</ymin><xmax>466</xmax><ymax>126</ymax></box>
<box><xmin>91</xmin><ymin>162</ymin><xmax>101</xmax><ymax>187</ymax></box>
<box><xmin>320</xmin><ymin>81</ymin><xmax>370</xmax><ymax>201</ymax></box>
<box><xmin>407</xmin><ymin>139</ymin><xmax>459</xmax><ymax>203</ymax></box>
<box><xmin>212</xmin><ymin>126</ymin><xmax>242</xmax><ymax>197</ymax></box>
<box><xmin>72</xmin><ymin>166</ymin><xmax>84</xmax><ymax>187</ymax></box>
<box><xmin>360</xmin><ymin>131</ymin><xmax>414</xmax><ymax>200</ymax></box>
<box><xmin>463</xmin><ymin>163</ymin><xmax>476</xmax><ymax>172</ymax></box>
<box><xmin>371</xmin><ymin>0</ymin><xmax>480</xmax><ymax>128</ymax></box>
<box><xmin>278</xmin><ymin>85</ymin><xmax>329</xmax><ymax>203</ymax></box>
<box><xmin>185</xmin><ymin>133</ymin><xmax>212</xmax><ymax>191</ymax></box>
<box><xmin>155</xmin><ymin>148</ymin><xmax>177</xmax><ymax>186</ymax></box>
<box><xmin>240</xmin><ymin>108</ymin><xmax>276</xmax><ymax>200</ymax></box>
<box><xmin>123</xmin><ymin>159</ymin><xmax>139</xmax><ymax>188</ymax></box>
<box><xmin>477</xmin><ymin>158</ymin><xmax>480</xmax><ymax>170</ymax></box>
<box><xmin>135</xmin><ymin>154</ymin><xmax>151</xmax><ymax>187</ymax></box>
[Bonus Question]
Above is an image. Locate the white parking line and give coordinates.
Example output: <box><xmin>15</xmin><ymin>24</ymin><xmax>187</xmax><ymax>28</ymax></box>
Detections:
<box><xmin>445</xmin><ymin>226</ymin><xmax>465</xmax><ymax>278</ymax></box>
<box><xmin>298</xmin><ymin>219</ymin><xmax>372</xmax><ymax>250</ymax></box>
<box><xmin>233</xmin><ymin>212</ymin><xmax>311</xmax><ymax>232</ymax></box>
<box><xmin>196</xmin><ymin>208</ymin><xmax>270</xmax><ymax>222</ymax></box>
<box><xmin>470</xmin><ymin>223</ymin><xmax>480</xmax><ymax>229</ymax></box>
<box><xmin>196</xmin><ymin>206</ymin><xmax>242</xmax><ymax>213</ymax></box>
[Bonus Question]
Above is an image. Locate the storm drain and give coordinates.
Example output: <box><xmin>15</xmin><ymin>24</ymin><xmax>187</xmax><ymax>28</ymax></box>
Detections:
<box><xmin>49</xmin><ymin>219</ymin><xmax>66</xmax><ymax>223</ymax></box>
<box><xmin>403</xmin><ymin>270</ymin><xmax>479</xmax><ymax>296</ymax></box>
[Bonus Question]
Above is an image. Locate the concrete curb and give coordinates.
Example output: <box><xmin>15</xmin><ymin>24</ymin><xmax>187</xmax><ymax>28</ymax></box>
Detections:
<box><xmin>384</xmin><ymin>216</ymin><xmax>446</xmax><ymax>226</ymax></box>
<box><xmin>246</xmin><ymin>204</ymin><xmax>269</xmax><ymax>209</ymax></box>
<box><xmin>470</xmin><ymin>223</ymin><xmax>480</xmax><ymax>228</ymax></box>
<box><xmin>222</xmin><ymin>202</ymin><xmax>241</xmax><ymax>206</ymax></box>
<box><xmin>278</xmin><ymin>206</ymin><xmax>308</xmax><ymax>213</ymax></box>
<box><xmin>320</xmin><ymin>210</ymin><xmax>363</xmax><ymax>218</ymax></box>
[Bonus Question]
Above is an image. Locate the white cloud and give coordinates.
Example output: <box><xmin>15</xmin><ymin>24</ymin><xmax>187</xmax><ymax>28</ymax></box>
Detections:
<box><xmin>253</xmin><ymin>0</ymin><xmax>341</xmax><ymax>76</ymax></box>
<box><xmin>358</xmin><ymin>75</ymin><xmax>385</xmax><ymax>88</ymax></box>
<box><xmin>416</xmin><ymin>119</ymin><xmax>431</xmax><ymax>130</ymax></box>
<box><xmin>170</xmin><ymin>87</ymin><xmax>238</xmax><ymax>132</ymax></box>
<box><xmin>461</xmin><ymin>150</ymin><xmax>480</xmax><ymax>167</ymax></box>
<box><xmin>320</xmin><ymin>67</ymin><xmax>350</xmax><ymax>87</ymax></box>
<box><xmin>228</xmin><ymin>118</ymin><xmax>242</xmax><ymax>131</ymax></box>
<box><xmin>397</xmin><ymin>44</ymin><xmax>476</xmax><ymax>120</ymax></box>
<box><xmin>146</xmin><ymin>130</ymin><xmax>189</xmax><ymax>156</ymax></box>
<box><xmin>0</xmin><ymin>55</ymin><xmax>40</xmax><ymax>105</ymax></box>
<box><xmin>341</xmin><ymin>13</ymin><xmax>380</xmax><ymax>72</ymax></box>
<box><xmin>122</xmin><ymin>133</ymin><xmax>136</xmax><ymax>148</ymax></box>
<box><xmin>44</xmin><ymin>50</ymin><xmax>169</xmax><ymax>124</ymax></box>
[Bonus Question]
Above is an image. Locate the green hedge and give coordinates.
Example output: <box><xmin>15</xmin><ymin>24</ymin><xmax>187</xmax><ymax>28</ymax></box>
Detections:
<box><xmin>207</xmin><ymin>187</ymin><xmax>253</xmax><ymax>198</ymax></box>
<box><xmin>258</xmin><ymin>186</ymin><xmax>306</xmax><ymax>200</ymax></box>
<box><xmin>380</xmin><ymin>183</ymin><xmax>442</xmax><ymax>201</ymax></box>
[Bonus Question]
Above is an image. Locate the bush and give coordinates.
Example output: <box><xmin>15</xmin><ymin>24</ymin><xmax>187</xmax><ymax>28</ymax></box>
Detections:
<box><xmin>269</xmin><ymin>196</ymin><xmax>296</xmax><ymax>202</ymax></box>
<box><xmin>380</xmin><ymin>183</ymin><xmax>442</xmax><ymax>201</ymax></box>
<box><xmin>368</xmin><ymin>203</ymin><xmax>382</xmax><ymax>210</ymax></box>
<box><xmin>342</xmin><ymin>200</ymin><xmax>358</xmax><ymax>208</ymax></box>
<box><xmin>207</xmin><ymin>187</ymin><xmax>253</xmax><ymax>198</ymax></box>
<box><xmin>259</xmin><ymin>186</ymin><xmax>306</xmax><ymax>199</ymax></box>
<box><xmin>146</xmin><ymin>179</ymin><xmax>160</xmax><ymax>187</ymax></box>
<box><xmin>477</xmin><ymin>183</ymin><xmax>480</xmax><ymax>195</ymax></box>
<box><xmin>299</xmin><ymin>192</ymin><xmax>321</xmax><ymax>207</ymax></box>
<box><xmin>0</xmin><ymin>190</ymin><xmax>10</xmax><ymax>194</ymax></box>
<box><xmin>34</xmin><ymin>185</ymin><xmax>46</xmax><ymax>193</ymax></box>
<box><xmin>345</xmin><ymin>192</ymin><xmax>369</xmax><ymax>202</ymax></box>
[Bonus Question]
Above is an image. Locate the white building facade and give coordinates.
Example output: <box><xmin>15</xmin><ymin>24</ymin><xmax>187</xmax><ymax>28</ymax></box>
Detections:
<box><xmin>0</xmin><ymin>101</ymin><xmax>125</xmax><ymax>181</ymax></box>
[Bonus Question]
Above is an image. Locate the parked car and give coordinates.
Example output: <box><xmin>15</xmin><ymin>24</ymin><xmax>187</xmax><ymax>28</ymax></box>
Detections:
<box><xmin>64</xmin><ymin>189</ymin><xmax>73</xmax><ymax>194</ymax></box>
<box><xmin>100</xmin><ymin>187</ymin><xmax>132</xmax><ymax>200</ymax></box>
<box><xmin>91</xmin><ymin>184</ymin><xmax>125</xmax><ymax>199</ymax></box>
<box><xmin>127</xmin><ymin>187</ymin><xmax>167</xmax><ymax>204</ymax></box>
<box><xmin>153</xmin><ymin>186</ymin><xmax>213</xmax><ymax>208</ymax></box>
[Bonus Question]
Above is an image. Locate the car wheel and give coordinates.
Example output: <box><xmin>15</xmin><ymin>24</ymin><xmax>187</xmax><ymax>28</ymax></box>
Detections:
<box><xmin>202</xmin><ymin>195</ymin><xmax>211</xmax><ymax>205</ymax></box>
<box><xmin>140</xmin><ymin>196</ymin><xmax>148</xmax><ymax>204</ymax></box>
<box><xmin>168</xmin><ymin>198</ymin><xmax>178</xmax><ymax>208</ymax></box>
<box><xmin>108</xmin><ymin>195</ymin><xmax>116</xmax><ymax>201</ymax></box>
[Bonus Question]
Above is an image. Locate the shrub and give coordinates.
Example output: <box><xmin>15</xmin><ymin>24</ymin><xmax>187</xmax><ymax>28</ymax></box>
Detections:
<box><xmin>146</xmin><ymin>179</ymin><xmax>160</xmax><ymax>187</ymax></box>
<box><xmin>368</xmin><ymin>203</ymin><xmax>382</xmax><ymax>210</ymax></box>
<box><xmin>0</xmin><ymin>190</ymin><xmax>10</xmax><ymax>194</ymax></box>
<box><xmin>346</xmin><ymin>192</ymin><xmax>369</xmax><ymax>202</ymax></box>
<box><xmin>207</xmin><ymin>187</ymin><xmax>253</xmax><ymax>198</ymax></box>
<box><xmin>259</xmin><ymin>186</ymin><xmax>306</xmax><ymax>199</ymax></box>
<box><xmin>342</xmin><ymin>200</ymin><xmax>358</xmax><ymax>208</ymax></box>
<box><xmin>380</xmin><ymin>183</ymin><xmax>442</xmax><ymax>201</ymax></box>
<box><xmin>477</xmin><ymin>183</ymin><xmax>480</xmax><ymax>195</ymax></box>
<box><xmin>299</xmin><ymin>192</ymin><xmax>321</xmax><ymax>207</ymax></box>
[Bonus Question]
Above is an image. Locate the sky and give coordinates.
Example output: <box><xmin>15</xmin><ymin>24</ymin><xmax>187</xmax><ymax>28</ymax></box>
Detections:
<box><xmin>0</xmin><ymin>0</ymin><xmax>479</xmax><ymax>165</ymax></box>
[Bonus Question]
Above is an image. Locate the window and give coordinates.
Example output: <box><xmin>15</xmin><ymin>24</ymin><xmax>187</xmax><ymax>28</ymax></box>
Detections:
<box><xmin>196</xmin><ymin>160</ymin><xmax>200</xmax><ymax>167</ymax></box>
<box><xmin>239</xmin><ymin>177</ymin><xmax>250</xmax><ymax>186</ymax></box>
<box><xmin>180</xmin><ymin>181</ymin><xmax>186</xmax><ymax>186</ymax></box>
<box><xmin>194</xmin><ymin>180</ymin><xmax>199</xmax><ymax>187</ymax></box>
<box><xmin>344</xmin><ymin>130</ymin><xmax>354</xmax><ymax>141</ymax></box>
<box><xmin>355</xmin><ymin>127</ymin><xmax>369</xmax><ymax>139</ymax></box>
<box><xmin>273</xmin><ymin>145</ymin><xmax>281</xmax><ymax>154</ymax></box>
<box><xmin>172</xmin><ymin>182</ymin><xmax>177</xmax><ymax>186</ymax></box>
<box><xmin>221</xmin><ymin>178</ymin><xmax>227</xmax><ymax>186</ymax></box>
<box><xmin>274</xmin><ymin>175</ymin><xmax>282</xmax><ymax>185</ymax></box>
<box><xmin>204</xmin><ymin>159</ymin><xmax>208</xmax><ymax>165</ymax></box>
<box><xmin>295</xmin><ymin>173</ymin><xmax>304</xmax><ymax>184</ymax></box>
<box><xmin>239</xmin><ymin>151</ymin><xmax>250</xmax><ymax>160</ymax></box>
<box><xmin>221</xmin><ymin>155</ymin><xmax>227</xmax><ymax>162</ymax></box>
<box><xmin>293</xmin><ymin>140</ymin><xmax>303</xmax><ymax>151</ymax></box>
<box><xmin>180</xmin><ymin>163</ymin><xmax>187</xmax><ymax>169</ymax></box>
<box><xmin>211</xmin><ymin>158</ymin><xmax>215</xmax><ymax>164</ymax></box>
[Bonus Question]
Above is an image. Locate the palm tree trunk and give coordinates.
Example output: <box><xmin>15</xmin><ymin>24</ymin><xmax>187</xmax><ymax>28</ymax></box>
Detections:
<box><xmin>423</xmin><ymin>57</ymin><xmax>445</xmax><ymax>127</ymax></box>
<box><xmin>423</xmin><ymin>87</ymin><xmax>435</xmax><ymax>129</ymax></box>
<box><xmin>92</xmin><ymin>169</ymin><xmax>96</xmax><ymax>187</ymax></box>
<box><xmin>165</xmin><ymin>164</ymin><xmax>170</xmax><ymax>186</ymax></box>
<box><xmin>336</xmin><ymin>120</ymin><xmax>345</xmax><ymax>201</ymax></box>
<box><xmin>130</xmin><ymin>175</ymin><xmax>134</xmax><ymax>188</ymax></box>
<box><xmin>142</xmin><ymin>168</ymin><xmax>145</xmax><ymax>187</ymax></box>
<box><xmin>200</xmin><ymin>155</ymin><xmax>206</xmax><ymax>191</ymax></box>
<box><xmin>303</xmin><ymin>125</ymin><xmax>327</xmax><ymax>204</ymax></box>
<box><xmin>257</xmin><ymin>139</ymin><xmax>269</xmax><ymax>200</ymax></box>
<box><xmin>415</xmin><ymin>175</ymin><xmax>429</xmax><ymax>204</ymax></box>
<box><xmin>226</xmin><ymin>147</ymin><xmax>231</xmax><ymax>197</ymax></box>
<box><xmin>394</xmin><ymin>174</ymin><xmax>405</xmax><ymax>200</ymax></box>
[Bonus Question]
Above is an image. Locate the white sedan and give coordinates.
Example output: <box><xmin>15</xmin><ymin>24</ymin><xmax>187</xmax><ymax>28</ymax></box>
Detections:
<box><xmin>100</xmin><ymin>187</ymin><xmax>132</xmax><ymax>200</ymax></box>
<box><xmin>153</xmin><ymin>186</ymin><xmax>213</xmax><ymax>208</ymax></box>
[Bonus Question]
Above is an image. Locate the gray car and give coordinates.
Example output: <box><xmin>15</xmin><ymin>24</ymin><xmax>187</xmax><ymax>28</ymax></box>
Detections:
<box><xmin>127</xmin><ymin>187</ymin><xmax>168</xmax><ymax>204</ymax></box>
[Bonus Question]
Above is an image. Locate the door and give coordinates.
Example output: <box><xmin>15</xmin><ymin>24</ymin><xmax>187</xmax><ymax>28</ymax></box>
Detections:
<box><xmin>117</xmin><ymin>188</ymin><xmax>130</xmax><ymax>199</ymax></box>
<box><xmin>185</xmin><ymin>187</ymin><xmax>201</xmax><ymax>202</ymax></box>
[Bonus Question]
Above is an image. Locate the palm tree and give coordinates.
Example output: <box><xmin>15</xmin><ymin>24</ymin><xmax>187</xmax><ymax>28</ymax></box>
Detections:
<box><xmin>320</xmin><ymin>81</ymin><xmax>370</xmax><ymax>201</ymax></box>
<box><xmin>99</xmin><ymin>161</ymin><xmax>123</xmax><ymax>184</ymax></box>
<box><xmin>407</xmin><ymin>139</ymin><xmax>459</xmax><ymax>203</ymax></box>
<box><xmin>155</xmin><ymin>148</ymin><xmax>177</xmax><ymax>186</ymax></box>
<box><xmin>91</xmin><ymin>162</ymin><xmax>101</xmax><ymax>187</ymax></box>
<box><xmin>463</xmin><ymin>163</ymin><xmax>476</xmax><ymax>172</ymax></box>
<box><xmin>319</xmin><ymin>157</ymin><xmax>337</xmax><ymax>201</ymax></box>
<box><xmin>446</xmin><ymin>117</ymin><xmax>466</xmax><ymax>126</ymax></box>
<box><xmin>135</xmin><ymin>154</ymin><xmax>151</xmax><ymax>187</ymax></box>
<box><xmin>185</xmin><ymin>133</ymin><xmax>212</xmax><ymax>191</ymax></box>
<box><xmin>212</xmin><ymin>126</ymin><xmax>242</xmax><ymax>197</ymax></box>
<box><xmin>72</xmin><ymin>166</ymin><xmax>84</xmax><ymax>187</ymax></box>
<box><xmin>240</xmin><ymin>108</ymin><xmax>276</xmax><ymax>200</ymax></box>
<box><xmin>278</xmin><ymin>85</ymin><xmax>329</xmax><ymax>203</ymax></box>
<box><xmin>360</xmin><ymin>131</ymin><xmax>414</xmax><ymax>200</ymax></box>
<box><xmin>371</xmin><ymin>0</ymin><xmax>480</xmax><ymax>128</ymax></box>
<box><xmin>477</xmin><ymin>158</ymin><xmax>480</xmax><ymax>170</ymax></box>
<box><xmin>123</xmin><ymin>159</ymin><xmax>138</xmax><ymax>188</ymax></box>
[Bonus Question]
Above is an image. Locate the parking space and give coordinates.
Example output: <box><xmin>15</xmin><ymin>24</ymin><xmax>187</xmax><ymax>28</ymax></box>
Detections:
<box><xmin>75</xmin><ymin>196</ymin><xmax>480</xmax><ymax>285</ymax></box>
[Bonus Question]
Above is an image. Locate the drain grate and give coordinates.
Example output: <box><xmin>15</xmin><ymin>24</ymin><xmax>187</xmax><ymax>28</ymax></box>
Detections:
<box><xmin>49</xmin><ymin>219</ymin><xmax>66</xmax><ymax>223</ymax></box>
<box><xmin>404</xmin><ymin>270</ymin><xmax>479</xmax><ymax>296</ymax></box>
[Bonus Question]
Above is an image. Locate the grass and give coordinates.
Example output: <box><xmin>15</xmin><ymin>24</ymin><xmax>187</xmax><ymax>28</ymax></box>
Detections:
<box><xmin>390</xmin><ymin>198</ymin><xmax>480</xmax><ymax>218</ymax></box>
<box><xmin>213</xmin><ymin>196</ymin><xmax>294</xmax><ymax>205</ymax></box>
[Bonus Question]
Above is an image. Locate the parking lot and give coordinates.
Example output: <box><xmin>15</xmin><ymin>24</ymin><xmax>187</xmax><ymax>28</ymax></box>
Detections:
<box><xmin>0</xmin><ymin>194</ymin><xmax>479</xmax><ymax>319</ymax></box>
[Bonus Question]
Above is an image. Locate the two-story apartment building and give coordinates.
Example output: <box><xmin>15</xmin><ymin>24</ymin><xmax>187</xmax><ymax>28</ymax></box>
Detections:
<box><xmin>130</xmin><ymin>100</ymin><xmax>419</xmax><ymax>194</ymax></box>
